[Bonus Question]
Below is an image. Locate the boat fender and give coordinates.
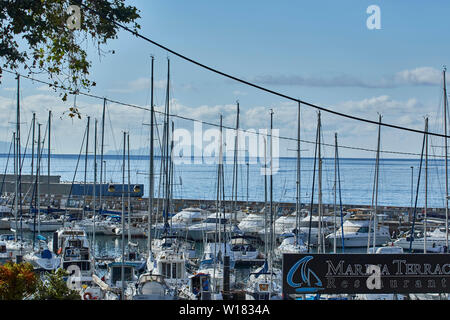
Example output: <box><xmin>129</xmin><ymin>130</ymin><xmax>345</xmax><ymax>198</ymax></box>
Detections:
<box><xmin>83</xmin><ymin>292</ymin><xmax>93</xmax><ymax>300</ymax></box>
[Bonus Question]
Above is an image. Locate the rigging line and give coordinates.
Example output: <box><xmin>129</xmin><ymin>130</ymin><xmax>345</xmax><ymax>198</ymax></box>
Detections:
<box><xmin>74</xmin><ymin>1</ymin><xmax>450</xmax><ymax>139</ymax></box>
<box><xmin>1</xmin><ymin>69</ymin><xmax>442</xmax><ymax>158</ymax></box>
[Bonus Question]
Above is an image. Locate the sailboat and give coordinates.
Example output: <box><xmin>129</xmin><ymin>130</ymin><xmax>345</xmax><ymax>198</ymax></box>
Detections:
<box><xmin>23</xmin><ymin>235</ymin><xmax>60</xmax><ymax>271</ymax></box>
<box><xmin>274</xmin><ymin>103</ymin><xmax>307</xmax><ymax>260</ymax></box>
<box><xmin>245</xmin><ymin>261</ymin><xmax>282</xmax><ymax>300</ymax></box>
<box><xmin>245</xmin><ymin>110</ymin><xmax>282</xmax><ymax>300</ymax></box>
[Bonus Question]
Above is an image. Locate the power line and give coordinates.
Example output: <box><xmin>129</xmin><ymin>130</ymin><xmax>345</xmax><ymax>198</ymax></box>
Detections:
<box><xmin>1</xmin><ymin>68</ymin><xmax>444</xmax><ymax>158</ymax></box>
<box><xmin>76</xmin><ymin>0</ymin><xmax>450</xmax><ymax>139</ymax></box>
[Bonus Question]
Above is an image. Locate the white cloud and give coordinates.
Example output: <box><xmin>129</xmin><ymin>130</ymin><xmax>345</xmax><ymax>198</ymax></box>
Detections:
<box><xmin>394</xmin><ymin>67</ymin><xmax>442</xmax><ymax>86</ymax></box>
<box><xmin>251</xmin><ymin>67</ymin><xmax>447</xmax><ymax>88</ymax></box>
<box><xmin>0</xmin><ymin>91</ymin><xmax>438</xmax><ymax>158</ymax></box>
<box><xmin>107</xmin><ymin>78</ymin><xmax>195</xmax><ymax>93</ymax></box>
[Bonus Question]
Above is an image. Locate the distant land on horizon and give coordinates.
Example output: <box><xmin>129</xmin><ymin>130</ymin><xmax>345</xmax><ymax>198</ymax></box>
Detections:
<box><xmin>0</xmin><ymin>140</ymin><xmax>432</xmax><ymax>160</ymax></box>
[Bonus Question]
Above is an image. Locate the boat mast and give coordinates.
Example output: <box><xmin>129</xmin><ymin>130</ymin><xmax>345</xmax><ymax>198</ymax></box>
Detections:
<box><xmin>232</xmin><ymin>101</ymin><xmax>240</xmax><ymax>222</ymax></box>
<box><xmin>148</xmin><ymin>56</ymin><xmax>155</xmax><ymax>253</ymax></box>
<box><xmin>307</xmin><ymin>116</ymin><xmax>319</xmax><ymax>253</ymax></box>
<box><xmin>246</xmin><ymin>162</ymin><xmax>249</xmax><ymax>207</ymax></box>
<box><xmin>163</xmin><ymin>59</ymin><xmax>170</xmax><ymax>236</ymax></box>
<box><xmin>424</xmin><ymin>117</ymin><xmax>428</xmax><ymax>253</ymax></box>
<box><xmin>317</xmin><ymin>112</ymin><xmax>322</xmax><ymax>253</ymax></box>
<box><xmin>13</xmin><ymin>130</ymin><xmax>17</xmax><ymax>242</ymax></box>
<box><xmin>444</xmin><ymin>67</ymin><xmax>449</xmax><ymax>250</ymax></box>
<box><xmin>93</xmin><ymin>119</ymin><xmax>97</xmax><ymax>268</ymax></box>
<box><xmin>263</xmin><ymin>136</ymin><xmax>268</xmax><ymax>262</ymax></box>
<box><xmin>47</xmin><ymin>110</ymin><xmax>51</xmax><ymax>201</ymax></box>
<box><xmin>127</xmin><ymin>133</ymin><xmax>131</xmax><ymax>247</ymax></box>
<box><xmin>37</xmin><ymin>124</ymin><xmax>41</xmax><ymax>237</ymax></box>
<box><xmin>269</xmin><ymin>109</ymin><xmax>274</xmax><ymax>289</ymax></box>
<box><xmin>121</xmin><ymin>131</ymin><xmax>126</xmax><ymax>300</ymax></box>
<box><xmin>372</xmin><ymin>115</ymin><xmax>382</xmax><ymax>251</ymax></box>
<box><xmin>296</xmin><ymin>102</ymin><xmax>301</xmax><ymax>246</ymax></box>
<box><xmin>31</xmin><ymin>113</ymin><xmax>35</xmax><ymax>203</ymax></box>
<box><xmin>99</xmin><ymin>98</ymin><xmax>106</xmax><ymax>222</ymax></box>
<box><xmin>169</xmin><ymin>122</ymin><xmax>174</xmax><ymax>232</ymax></box>
<box><xmin>16</xmin><ymin>74</ymin><xmax>23</xmax><ymax>245</ymax></box>
<box><xmin>336</xmin><ymin>133</ymin><xmax>345</xmax><ymax>251</ymax></box>
<box><xmin>83</xmin><ymin>116</ymin><xmax>90</xmax><ymax>220</ymax></box>
<box><xmin>216</xmin><ymin>115</ymin><xmax>224</xmax><ymax>293</ymax></box>
<box><xmin>333</xmin><ymin>133</ymin><xmax>337</xmax><ymax>253</ymax></box>
<box><xmin>409</xmin><ymin>121</ymin><xmax>427</xmax><ymax>252</ymax></box>
<box><xmin>30</xmin><ymin>114</ymin><xmax>36</xmax><ymax>249</ymax></box>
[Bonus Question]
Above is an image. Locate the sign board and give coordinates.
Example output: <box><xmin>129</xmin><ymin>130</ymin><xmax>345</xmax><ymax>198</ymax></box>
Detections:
<box><xmin>282</xmin><ymin>254</ymin><xmax>450</xmax><ymax>296</ymax></box>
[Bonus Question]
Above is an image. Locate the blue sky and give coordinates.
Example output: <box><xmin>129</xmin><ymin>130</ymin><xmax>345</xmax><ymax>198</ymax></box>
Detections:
<box><xmin>0</xmin><ymin>0</ymin><xmax>449</xmax><ymax>158</ymax></box>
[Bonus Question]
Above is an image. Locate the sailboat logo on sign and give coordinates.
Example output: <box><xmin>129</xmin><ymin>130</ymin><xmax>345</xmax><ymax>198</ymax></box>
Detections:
<box><xmin>286</xmin><ymin>256</ymin><xmax>324</xmax><ymax>293</ymax></box>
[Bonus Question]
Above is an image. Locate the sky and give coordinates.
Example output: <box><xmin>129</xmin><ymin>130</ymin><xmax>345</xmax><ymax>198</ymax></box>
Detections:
<box><xmin>0</xmin><ymin>0</ymin><xmax>449</xmax><ymax>159</ymax></box>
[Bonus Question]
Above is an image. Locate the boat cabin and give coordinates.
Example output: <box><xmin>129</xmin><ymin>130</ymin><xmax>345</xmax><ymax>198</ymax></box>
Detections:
<box><xmin>107</xmin><ymin>262</ymin><xmax>138</xmax><ymax>287</ymax></box>
<box><xmin>189</xmin><ymin>273</ymin><xmax>211</xmax><ymax>300</ymax></box>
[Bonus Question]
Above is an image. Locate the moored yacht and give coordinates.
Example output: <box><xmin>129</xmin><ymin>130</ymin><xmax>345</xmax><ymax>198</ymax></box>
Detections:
<box><xmin>153</xmin><ymin>207</ymin><xmax>210</xmax><ymax>238</ymax></box>
<box><xmin>186</xmin><ymin>212</ymin><xmax>234</xmax><ymax>242</ymax></box>
<box><xmin>230</xmin><ymin>236</ymin><xmax>264</xmax><ymax>266</ymax></box>
<box><xmin>237</xmin><ymin>214</ymin><xmax>265</xmax><ymax>235</ymax></box>
<box><xmin>393</xmin><ymin>227</ymin><xmax>448</xmax><ymax>253</ymax></box>
<box><xmin>50</xmin><ymin>227</ymin><xmax>94</xmax><ymax>287</ymax></box>
<box><xmin>326</xmin><ymin>214</ymin><xmax>391</xmax><ymax>248</ymax></box>
<box><xmin>274</xmin><ymin>233</ymin><xmax>307</xmax><ymax>261</ymax></box>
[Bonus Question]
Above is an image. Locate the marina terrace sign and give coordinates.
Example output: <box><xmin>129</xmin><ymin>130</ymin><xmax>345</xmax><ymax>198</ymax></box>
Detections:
<box><xmin>282</xmin><ymin>254</ymin><xmax>450</xmax><ymax>296</ymax></box>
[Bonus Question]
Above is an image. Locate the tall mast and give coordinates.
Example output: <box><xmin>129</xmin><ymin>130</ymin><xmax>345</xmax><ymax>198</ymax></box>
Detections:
<box><xmin>424</xmin><ymin>117</ymin><xmax>428</xmax><ymax>253</ymax></box>
<box><xmin>83</xmin><ymin>116</ymin><xmax>90</xmax><ymax>220</ymax></box>
<box><xmin>163</xmin><ymin>59</ymin><xmax>170</xmax><ymax>235</ymax></box>
<box><xmin>31</xmin><ymin>114</ymin><xmax>36</xmax><ymax>249</ymax></box>
<box><xmin>269</xmin><ymin>109</ymin><xmax>274</xmax><ymax>285</ymax></box>
<box><xmin>444</xmin><ymin>67</ymin><xmax>449</xmax><ymax>249</ymax></box>
<box><xmin>263</xmin><ymin>136</ymin><xmax>268</xmax><ymax>262</ymax></box>
<box><xmin>127</xmin><ymin>133</ymin><xmax>131</xmax><ymax>247</ymax></box>
<box><xmin>148</xmin><ymin>56</ymin><xmax>155</xmax><ymax>253</ymax></box>
<box><xmin>317</xmin><ymin>112</ymin><xmax>322</xmax><ymax>253</ymax></box>
<box><xmin>219</xmin><ymin>116</ymin><xmax>224</xmax><ymax>249</ymax></box>
<box><xmin>16</xmin><ymin>74</ymin><xmax>23</xmax><ymax>245</ymax></box>
<box><xmin>307</xmin><ymin>119</ymin><xmax>319</xmax><ymax>253</ymax></box>
<box><xmin>336</xmin><ymin>133</ymin><xmax>345</xmax><ymax>251</ymax></box>
<box><xmin>169</xmin><ymin>122</ymin><xmax>174</xmax><ymax>232</ymax></box>
<box><xmin>246</xmin><ymin>162</ymin><xmax>249</xmax><ymax>207</ymax></box>
<box><xmin>37</xmin><ymin>124</ymin><xmax>41</xmax><ymax>237</ymax></box>
<box><xmin>99</xmin><ymin>99</ymin><xmax>106</xmax><ymax>220</ymax></box>
<box><xmin>372</xmin><ymin>115</ymin><xmax>382</xmax><ymax>251</ymax></box>
<box><xmin>333</xmin><ymin>133</ymin><xmax>338</xmax><ymax>253</ymax></box>
<box><xmin>233</xmin><ymin>101</ymin><xmax>240</xmax><ymax>222</ymax></box>
<box><xmin>13</xmin><ymin>131</ymin><xmax>17</xmax><ymax>242</ymax></box>
<box><xmin>93</xmin><ymin>119</ymin><xmax>97</xmax><ymax>268</ymax></box>
<box><xmin>121</xmin><ymin>131</ymin><xmax>126</xmax><ymax>300</ymax></box>
<box><xmin>48</xmin><ymin>110</ymin><xmax>51</xmax><ymax>198</ymax></box>
<box><xmin>296</xmin><ymin>102</ymin><xmax>301</xmax><ymax>245</ymax></box>
<box><xmin>31</xmin><ymin>113</ymin><xmax>35</xmax><ymax>200</ymax></box>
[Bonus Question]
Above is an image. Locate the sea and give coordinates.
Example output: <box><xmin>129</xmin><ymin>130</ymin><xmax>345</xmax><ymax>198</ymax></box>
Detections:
<box><xmin>0</xmin><ymin>155</ymin><xmax>446</xmax><ymax>273</ymax></box>
<box><xmin>0</xmin><ymin>154</ymin><xmax>447</xmax><ymax>208</ymax></box>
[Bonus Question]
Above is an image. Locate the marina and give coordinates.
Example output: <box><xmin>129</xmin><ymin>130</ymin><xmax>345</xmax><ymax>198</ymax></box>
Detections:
<box><xmin>0</xmin><ymin>0</ymin><xmax>449</xmax><ymax>307</ymax></box>
<box><xmin>1</xmin><ymin>69</ymin><xmax>450</xmax><ymax>300</ymax></box>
